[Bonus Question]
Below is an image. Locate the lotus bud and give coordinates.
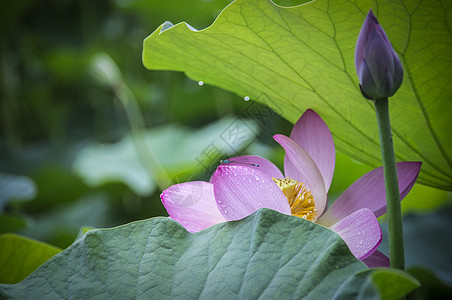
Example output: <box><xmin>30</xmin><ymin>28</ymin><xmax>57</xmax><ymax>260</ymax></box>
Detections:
<box><xmin>355</xmin><ymin>10</ymin><xmax>403</xmax><ymax>101</ymax></box>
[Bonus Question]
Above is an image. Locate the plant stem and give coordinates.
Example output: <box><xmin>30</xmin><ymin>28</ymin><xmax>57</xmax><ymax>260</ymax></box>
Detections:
<box><xmin>374</xmin><ymin>98</ymin><xmax>404</xmax><ymax>270</ymax></box>
<box><xmin>116</xmin><ymin>84</ymin><xmax>172</xmax><ymax>191</ymax></box>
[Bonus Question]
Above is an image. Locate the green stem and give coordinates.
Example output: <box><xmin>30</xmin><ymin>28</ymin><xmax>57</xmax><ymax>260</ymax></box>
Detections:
<box><xmin>374</xmin><ymin>98</ymin><xmax>404</xmax><ymax>270</ymax></box>
<box><xmin>115</xmin><ymin>84</ymin><xmax>172</xmax><ymax>191</ymax></box>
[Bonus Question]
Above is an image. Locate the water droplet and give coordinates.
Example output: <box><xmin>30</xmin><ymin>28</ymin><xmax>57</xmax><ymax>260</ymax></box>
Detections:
<box><xmin>244</xmin><ymin>96</ymin><xmax>250</xmax><ymax>101</ymax></box>
<box><xmin>198</xmin><ymin>81</ymin><xmax>204</xmax><ymax>86</ymax></box>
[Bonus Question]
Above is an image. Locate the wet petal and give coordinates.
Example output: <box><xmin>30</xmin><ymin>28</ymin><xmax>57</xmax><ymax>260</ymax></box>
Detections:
<box><xmin>317</xmin><ymin>162</ymin><xmax>421</xmax><ymax>227</ymax></box>
<box><xmin>215</xmin><ymin>155</ymin><xmax>283</xmax><ymax>179</ymax></box>
<box><xmin>274</xmin><ymin>134</ymin><xmax>327</xmax><ymax>216</ymax></box>
<box><xmin>290</xmin><ymin>109</ymin><xmax>335</xmax><ymax>190</ymax></box>
<box><xmin>212</xmin><ymin>164</ymin><xmax>291</xmax><ymax>221</ymax></box>
<box><xmin>362</xmin><ymin>250</ymin><xmax>390</xmax><ymax>268</ymax></box>
<box><xmin>161</xmin><ymin>181</ymin><xmax>225</xmax><ymax>232</ymax></box>
<box><xmin>329</xmin><ymin>208</ymin><xmax>382</xmax><ymax>260</ymax></box>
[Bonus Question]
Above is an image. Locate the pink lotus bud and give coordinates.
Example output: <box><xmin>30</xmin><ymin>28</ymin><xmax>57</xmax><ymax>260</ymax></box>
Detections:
<box><xmin>355</xmin><ymin>10</ymin><xmax>403</xmax><ymax>100</ymax></box>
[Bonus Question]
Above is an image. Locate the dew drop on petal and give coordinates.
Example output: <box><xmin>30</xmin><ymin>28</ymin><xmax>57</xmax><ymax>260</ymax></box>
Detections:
<box><xmin>244</xmin><ymin>96</ymin><xmax>250</xmax><ymax>101</ymax></box>
<box><xmin>198</xmin><ymin>81</ymin><xmax>204</xmax><ymax>86</ymax></box>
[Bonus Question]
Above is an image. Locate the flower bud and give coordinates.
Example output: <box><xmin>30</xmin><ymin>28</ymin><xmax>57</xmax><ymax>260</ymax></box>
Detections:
<box><xmin>355</xmin><ymin>10</ymin><xmax>403</xmax><ymax>101</ymax></box>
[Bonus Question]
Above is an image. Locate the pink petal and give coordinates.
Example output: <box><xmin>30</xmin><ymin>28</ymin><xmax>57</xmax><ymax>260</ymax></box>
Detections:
<box><xmin>328</xmin><ymin>208</ymin><xmax>382</xmax><ymax>260</ymax></box>
<box><xmin>212</xmin><ymin>164</ymin><xmax>291</xmax><ymax>221</ymax></box>
<box><xmin>362</xmin><ymin>250</ymin><xmax>390</xmax><ymax>268</ymax></box>
<box><xmin>160</xmin><ymin>181</ymin><xmax>226</xmax><ymax>232</ymax></box>
<box><xmin>274</xmin><ymin>134</ymin><xmax>327</xmax><ymax>216</ymax></box>
<box><xmin>209</xmin><ymin>155</ymin><xmax>284</xmax><ymax>182</ymax></box>
<box><xmin>317</xmin><ymin>162</ymin><xmax>421</xmax><ymax>227</ymax></box>
<box><xmin>290</xmin><ymin>109</ymin><xmax>335</xmax><ymax>190</ymax></box>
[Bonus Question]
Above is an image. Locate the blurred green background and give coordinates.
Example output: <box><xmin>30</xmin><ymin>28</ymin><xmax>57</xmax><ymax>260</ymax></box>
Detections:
<box><xmin>1</xmin><ymin>0</ymin><xmax>451</xmax><ymax>294</ymax></box>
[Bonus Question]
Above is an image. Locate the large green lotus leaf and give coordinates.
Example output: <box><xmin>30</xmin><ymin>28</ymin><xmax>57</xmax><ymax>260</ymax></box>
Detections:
<box><xmin>0</xmin><ymin>209</ymin><xmax>372</xmax><ymax>299</ymax></box>
<box><xmin>143</xmin><ymin>0</ymin><xmax>452</xmax><ymax>190</ymax></box>
<box><xmin>0</xmin><ymin>234</ymin><xmax>61</xmax><ymax>284</ymax></box>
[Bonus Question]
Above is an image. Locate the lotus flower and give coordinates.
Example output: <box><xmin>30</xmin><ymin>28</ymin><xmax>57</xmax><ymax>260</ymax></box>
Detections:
<box><xmin>355</xmin><ymin>10</ymin><xmax>403</xmax><ymax>100</ymax></box>
<box><xmin>161</xmin><ymin>110</ymin><xmax>421</xmax><ymax>266</ymax></box>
